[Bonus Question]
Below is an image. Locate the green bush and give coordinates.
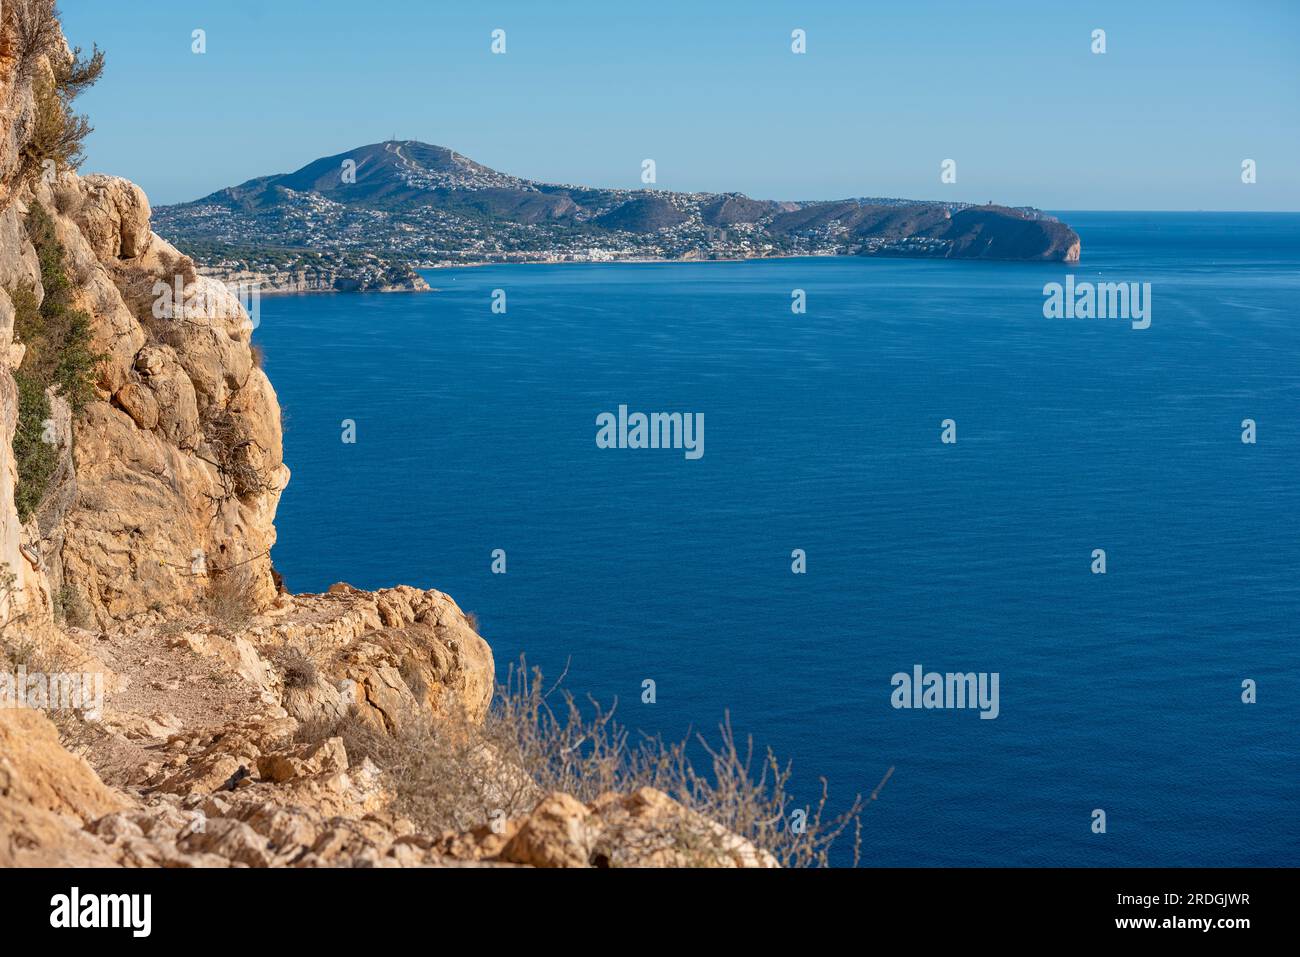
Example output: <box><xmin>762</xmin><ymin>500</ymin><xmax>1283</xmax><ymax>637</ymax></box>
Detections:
<box><xmin>19</xmin><ymin>202</ymin><xmax>101</xmax><ymax>411</ymax></box>
<box><xmin>7</xmin><ymin>202</ymin><xmax>104</xmax><ymax>521</ymax></box>
<box><xmin>12</xmin><ymin>371</ymin><xmax>58</xmax><ymax>522</ymax></box>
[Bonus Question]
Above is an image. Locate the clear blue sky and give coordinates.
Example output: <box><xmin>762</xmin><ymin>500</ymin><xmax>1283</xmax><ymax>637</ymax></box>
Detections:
<box><xmin>61</xmin><ymin>0</ymin><xmax>1299</xmax><ymax>209</ymax></box>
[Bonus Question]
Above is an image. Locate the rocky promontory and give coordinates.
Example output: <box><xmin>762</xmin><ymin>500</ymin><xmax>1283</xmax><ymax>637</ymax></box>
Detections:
<box><xmin>191</xmin><ymin>254</ymin><xmax>431</xmax><ymax>295</ymax></box>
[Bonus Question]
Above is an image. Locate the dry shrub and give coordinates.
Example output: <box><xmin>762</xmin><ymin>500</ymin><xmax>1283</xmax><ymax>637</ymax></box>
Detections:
<box><xmin>491</xmin><ymin>660</ymin><xmax>864</xmax><ymax>867</ymax></box>
<box><xmin>8</xmin><ymin>0</ymin><xmax>60</xmax><ymax>81</ymax></box>
<box><xmin>51</xmin><ymin>180</ymin><xmax>83</xmax><ymax>216</ymax></box>
<box><xmin>0</xmin><ymin>565</ymin><xmax>30</xmax><ymax>643</ymax></box>
<box><xmin>300</xmin><ymin>657</ymin><xmax>864</xmax><ymax>867</ymax></box>
<box><xmin>299</xmin><ymin>702</ymin><xmax>536</xmax><ymax>836</ymax></box>
<box><xmin>274</xmin><ymin>645</ymin><xmax>317</xmax><ymax>690</ymax></box>
<box><xmin>54</xmin><ymin>583</ymin><xmax>92</xmax><ymax>628</ymax></box>
<box><xmin>202</xmin><ymin>405</ymin><xmax>273</xmax><ymax>499</ymax></box>
<box><xmin>3</xmin><ymin>636</ymin><xmax>38</xmax><ymax>670</ymax></box>
<box><xmin>9</xmin><ymin>1</ymin><xmax>103</xmax><ymax>191</ymax></box>
<box><xmin>205</xmin><ymin>566</ymin><xmax>257</xmax><ymax>632</ymax></box>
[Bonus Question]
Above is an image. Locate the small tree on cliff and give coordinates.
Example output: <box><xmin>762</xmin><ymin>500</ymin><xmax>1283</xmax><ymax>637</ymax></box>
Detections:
<box><xmin>5</xmin><ymin>0</ymin><xmax>104</xmax><ymax>194</ymax></box>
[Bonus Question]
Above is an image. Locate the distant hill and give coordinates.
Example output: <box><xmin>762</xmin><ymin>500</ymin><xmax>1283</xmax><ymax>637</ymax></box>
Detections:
<box><xmin>154</xmin><ymin>141</ymin><xmax>1080</xmax><ymax>287</ymax></box>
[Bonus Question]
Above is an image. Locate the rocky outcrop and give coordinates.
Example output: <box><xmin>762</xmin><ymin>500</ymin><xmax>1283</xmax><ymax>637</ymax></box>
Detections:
<box><xmin>196</xmin><ymin>264</ymin><xmax>431</xmax><ymax>295</ymax></box>
<box><xmin>4</xmin><ymin>561</ymin><xmax>776</xmax><ymax>868</ymax></box>
<box><xmin>72</xmin><ymin>173</ymin><xmax>151</xmax><ymax>259</ymax></box>
<box><xmin>923</xmin><ymin>205</ymin><xmax>1082</xmax><ymax>263</ymax></box>
<box><xmin>0</xmin><ymin>708</ymin><xmax>125</xmax><ymax>866</ymax></box>
<box><xmin>33</xmin><ymin>168</ymin><xmax>289</xmax><ymax>622</ymax></box>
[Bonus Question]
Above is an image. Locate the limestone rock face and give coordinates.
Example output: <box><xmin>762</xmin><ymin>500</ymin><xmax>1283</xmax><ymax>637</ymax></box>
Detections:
<box><xmin>0</xmin><ymin>20</ymin><xmax>39</xmax><ymax>214</ymax></box>
<box><xmin>33</xmin><ymin>169</ymin><xmax>289</xmax><ymax>624</ymax></box>
<box><xmin>0</xmin><ymin>31</ymin><xmax>46</xmax><ymax>622</ymax></box>
<box><xmin>73</xmin><ymin>174</ymin><xmax>151</xmax><ymax>260</ymax></box>
<box><xmin>0</xmin><ymin>280</ymin><xmax>36</xmax><ymax>617</ymax></box>
<box><xmin>0</xmin><ymin>708</ymin><xmax>125</xmax><ymax>820</ymax></box>
<box><xmin>256</xmin><ymin>585</ymin><xmax>496</xmax><ymax>728</ymax></box>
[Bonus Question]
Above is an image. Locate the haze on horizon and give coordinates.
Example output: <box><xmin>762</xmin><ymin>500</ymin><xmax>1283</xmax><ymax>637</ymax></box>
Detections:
<box><xmin>61</xmin><ymin>0</ymin><xmax>1300</xmax><ymax>211</ymax></box>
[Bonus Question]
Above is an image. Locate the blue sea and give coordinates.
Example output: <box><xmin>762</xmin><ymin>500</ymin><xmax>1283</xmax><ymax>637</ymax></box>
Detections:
<box><xmin>253</xmin><ymin>212</ymin><xmax>1300</xmax><ymax>867</ymax></box>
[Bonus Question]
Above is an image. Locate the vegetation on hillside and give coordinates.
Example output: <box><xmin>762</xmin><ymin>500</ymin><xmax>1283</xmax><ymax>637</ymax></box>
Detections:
<box><xmin>300</xmin><ymin>657</ymin><xmax>866</xmax><ymax>867</ymax></box>
<box><xmin>8</xmin><ymin>202</ymin><xmax>103</xmax><ymax>521</ymax></box>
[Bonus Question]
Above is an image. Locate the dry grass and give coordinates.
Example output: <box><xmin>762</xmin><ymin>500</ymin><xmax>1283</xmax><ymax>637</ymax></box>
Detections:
<box><xmin>299</xmin><ymin>704</ymin><xmax>533</xmax><ymax>837</ymax></box>
<box><xmin>0</xmin><ymin>565</ymin><xmax>30</xmax><ymax>644</ymax></box>
<box><xmin>3</xmin><ymin>636</ymin><xmax>38</xmax><ymax>669</ymax></box>
<box><xmin>51</xmin><ymin>180</ymin><xmax>83</xmax><ymax>216</ymax></box>
<box><xmin>300</xmin><ymin>656</ymin><xmax>864</xmax><ymax>867</ymax></box>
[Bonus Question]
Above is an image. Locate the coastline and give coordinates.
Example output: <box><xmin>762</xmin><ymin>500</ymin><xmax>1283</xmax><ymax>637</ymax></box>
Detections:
<box><xmin>218</xmin><ymin>248</ymin><xmax>1085</xmax><ymax>294</ymax></box>
<box><xmin>200</xmin><ymin>244</ymin><xmax>1104</xmax><ymax>300</ymax></box>
<box><xmin>410</xmin><ymin>249</ymin><xmax>1083</xmax><ymax>274</ymax></box>
<box><xmin>253</xmin><ymin>284</ymin><xmax>434</xmax><ymax>296</ymax></box>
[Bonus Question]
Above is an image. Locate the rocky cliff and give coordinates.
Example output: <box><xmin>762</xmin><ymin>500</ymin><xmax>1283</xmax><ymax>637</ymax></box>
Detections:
<box><xmin>49</xmin><ymin>171</ymin><xmax>287</xmax><ymax>620</ymax></box>
<box><xmin>196</xmin><ymin>262</ymin><xmax>431</xmax><ymax>295</ymax></box>
<box><xmin>0</xmin><ymin>1</ymin><xmax>777</xmax><ymax>869</ymax></box>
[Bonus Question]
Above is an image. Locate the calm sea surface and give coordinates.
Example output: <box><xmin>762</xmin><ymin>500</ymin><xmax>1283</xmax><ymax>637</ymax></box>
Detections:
<box><xmin>254</xmin><ymin>212</ymin><xmax>1300</xmax><ymax>866</ymax></box>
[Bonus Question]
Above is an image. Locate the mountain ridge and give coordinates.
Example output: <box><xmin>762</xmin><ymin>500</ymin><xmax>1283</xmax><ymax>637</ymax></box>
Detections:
<box><xmin>200</xmin><ymin>140</ymin><xmax>1044</xmax><ymax>216</ymax></box>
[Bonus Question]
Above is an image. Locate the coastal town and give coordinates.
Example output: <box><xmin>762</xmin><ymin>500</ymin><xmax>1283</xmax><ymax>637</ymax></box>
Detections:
<box><xmin>158</xmin><ymin>184</ymin><xmax>954</xmax><ymax>287</ymax></box>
